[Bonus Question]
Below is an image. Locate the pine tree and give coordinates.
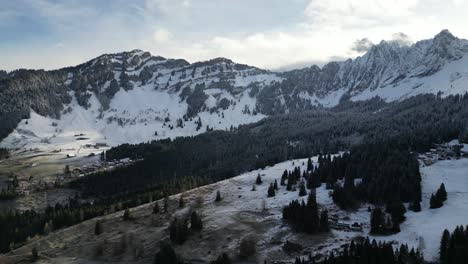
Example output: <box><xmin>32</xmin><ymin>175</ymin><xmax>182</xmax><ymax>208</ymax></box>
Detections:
<box><xmin>409</xmin><ymin>200</ymin><xmax>421</xmax><ymax>212</ymax></box>
<box><xmin>307</xmin><ymin>158</ymin><xmax>313</xmax><ymax>171</ymax></box>
<box><xmin>256</xmin><ymin>174</ymin><xmax>262</xmax><ymax>185</ymax></box>
<box><xmin>319</xmin><ymin>210</ymin><xmax>329</xmax><ymax>232</ymax></box>
<box><xmin>386</xmin><ymin>199</ymin><xmax>406</xmax><ymax>224</ymax></box>
<box><xmin>179</xmin><ymin>195</ymin><xmax>185</xmax><ymax>208</ymax></box>
<box><xmin>436</xmin><ymin>183</ymin><xmax>447</xmax><ymax>202</ymax></box>
<box><xmin>153</xmin><ymin>202</ymin><xmax>160</xmax><ymax>214</ymax></box>
<box><xmin>298</xmin><ymin>181</ymin><xmax>307</xmax><ymax>197</ymax></box>
<box><xmin>215</xmin><ymin>190</ymin><xmax>222</xmax><ymax>202</ymax></box>
<box><xmin>251</xmin><ymin>185</ymin><xmax>256</xmax><ymax>191</ymax></box>
<box><xmin>31</xmin><ymin>247</ymin><xmax>38</xmax><ymax>261</ymax></box>
<box><xmin>94</xmin><ymin>220</ymin><xmax>103</xmax><ymax>235</ymax></box>
<box><xmin>273</xmin><ymin>180</ymin><xmax>279</xmax><ymax>190</ymax></box>
<box><xmin>281</xmin><ymin>170</ymin><xmax>288</xmax><ymax>186</ymax></box>
<box><xmin>370</xmin><ymin>208</ymin><xmax>384</xmax><ymax>234</ymax></box>
<box><xmin>154</xmin><ymin>242</ymin><xmax>180</xmax><ymax>264</ymax></box>
<box><xmin>164</xmin><ymin>197</ymin><xmax>169</xmax><ymax>213</ymax></box>
<box><xmin>307</xmin><ymin>189</ymin><xmax>317</xmax><ymax>210</ymax></box>
<box><xmin>430</xmin><ymin>193</ymin><xmax>443</xmax><ymax>209</ymax></box>
<box><xmin>190</xmin><ymin>211</ymin><xmax>203</xmax><ymax>231</ymax></box>
<box><xmin>286</xmin><ymin>179</ymin><xmax>292</xmax><ymax>191</ymax></box>
<box><xmin>267</xmin><ymin>183</ymin><xmax>275</xmax><ymax>197</ymax></box>
<box><xmin>440</xmin><ymin>229</ymin><xmax>450</xmax><ymax>264</ymax></box>
<box><xmin>169</xmin><ymin>218</ymin><xmax>189</xmax><ymax>245</ymax></box>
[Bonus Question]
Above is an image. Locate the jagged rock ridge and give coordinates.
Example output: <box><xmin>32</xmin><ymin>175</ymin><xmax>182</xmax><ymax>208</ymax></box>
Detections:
<box><xmin>1</xmin><ymin>30</ymin><xmax>468</xmax><ymax>149</ymax></box>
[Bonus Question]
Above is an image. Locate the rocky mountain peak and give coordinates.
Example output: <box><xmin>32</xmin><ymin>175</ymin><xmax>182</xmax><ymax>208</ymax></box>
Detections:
<box><xmin>434</xmin><ymin>29</ymin><xmax>456</xmax><ymax>42</ymax></box>
<box><xmin>2</xmin><ymin>30</ymin><xmax>468</xmax><ymax>148</ymax></box>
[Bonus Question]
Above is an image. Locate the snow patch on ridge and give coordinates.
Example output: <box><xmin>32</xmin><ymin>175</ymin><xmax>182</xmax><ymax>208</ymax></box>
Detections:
<box><xmin>351</xmin><ymin>54</ymin><xmax>468</xmax><ymax>102</ymax></box>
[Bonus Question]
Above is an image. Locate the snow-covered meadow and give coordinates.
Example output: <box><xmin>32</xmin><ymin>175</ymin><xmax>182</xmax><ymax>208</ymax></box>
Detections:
<box><xmin>189</xmin><ymin>152</ymin><xmax>468</xmax><ymax>262</ymax></box>
<box><xmin>373</xmin><ymin>158</ymin><xmax>468</xmax><ymax>261</ymax></box>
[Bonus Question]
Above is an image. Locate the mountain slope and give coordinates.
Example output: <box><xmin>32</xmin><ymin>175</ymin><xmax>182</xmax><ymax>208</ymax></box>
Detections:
<box><xmin>1</xmin><ymin>30</ymin><xmax>468</xmax><ymax>151</ymax></box>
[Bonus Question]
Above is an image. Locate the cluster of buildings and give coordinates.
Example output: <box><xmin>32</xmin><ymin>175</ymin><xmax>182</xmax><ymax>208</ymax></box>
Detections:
<box><xmin>420</xmin><ymin>143</ymin><xmax>468</xmax><ymax>166</ymax></box>
<box><xmin>67</xmin><ymin>158</ymin><xmax>134</xmax><ymax>179</ymax></box>
<box><xmin>328</xmin><ymin>214</ymin><xmax>363</xmax><ymax>232</ymax></box>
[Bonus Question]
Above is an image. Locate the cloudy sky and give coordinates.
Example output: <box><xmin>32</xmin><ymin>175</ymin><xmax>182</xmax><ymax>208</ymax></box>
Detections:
<box><xmin>1</xmin><ymin>0</ymin><xmax>467</xmax><ymax>71</ymax></box>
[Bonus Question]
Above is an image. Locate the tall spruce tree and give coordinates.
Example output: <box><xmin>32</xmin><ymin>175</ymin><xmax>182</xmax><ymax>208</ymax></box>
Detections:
<box><xmin>179</xmin><ymin>195</ymin><xmax>185</xmax><ymax>208</ymax></box>
<box><xmin>256</xmin><ymin>174</ymin><xmax>262</xmax><ymax>185</ymax></box>
<box><xmin>190</xmin><ymin>211</ymin><xmax>203</xmax><ymax>231</ymax></box>
<box><xmin>273</xmin><ymin>180</ymin><xmax>279</xmax><ymax>190</ymax></box>
<box><xmin>164</xmin><ymin>197</ymin><xmax>169</xmax><ymax>213</ymax></box>
<box><xmin>154</xmin><ymin>242</ymin><xmax>180</xmax><ymax>264</ymax></box>
<box><xmin>267</xmin><ymin>183</ymin><xmax>275</xmax><ymax>197</ymax></box>
<box><xmin>94</xmin><ymin>220</ymin><xmax>103</xmax><ymax>235</ymax></box>
<box><xmin>436</xmin><ymin>183</ymin><xmax>447</xmax><ymax>202</ymax></box>
<box><xmin>440</xmin><ymin>229</ymin><xmax>450</xmax><ymax>264</ymax></box>
<box><xmin>215</xmin><ymin>190</ymin><xmax>222</xmax><ymax>202</ymax></box>
<box><xmin>319</xmin><ymin>210</ymin><xmax>329</xmax><ymax>232</ymax></box>
<box><xmin>298</xmin><ymin>180</ymin><xmax>307</xmax><ymax>197</ymax></box>
<box><xmin>307</xmin><ymin>158</ymin><xmax>313</xmax><ymax>172</ymax></box>
<box><xmin>430</xmin><ymin>193</ymin><xmax>443</xmax><ymax>209</ymax></box>
<box><xmin>370</xmin><ymin>208</ymin><xmax>384</xmax><ymax>234</ymax></box>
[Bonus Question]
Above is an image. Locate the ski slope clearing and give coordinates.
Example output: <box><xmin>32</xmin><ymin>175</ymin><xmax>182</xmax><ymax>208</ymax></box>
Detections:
<box><xmin>373</xmin><ymin>158</ymin><xmax>468</xmax><ymax>262</ymax></box>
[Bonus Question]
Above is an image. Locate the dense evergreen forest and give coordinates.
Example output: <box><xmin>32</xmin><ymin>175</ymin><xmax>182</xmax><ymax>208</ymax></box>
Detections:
<box><xmin>282</xmin><ymin>189</ymin><xmax>329</xmax><ymax>233</ymax></box>
<box><xmin>0</xmin><ymin>177</ymin><xmax>206</xmax><ymax>253</ymax></box>
<box><xmin>312</xmin><ymin>238</ymin><xmax>424</xmax><ymax>264</ymax></box>
<box><xmin>440</xmin><ymin>225</ymin><xmax>468</xmax><ymax>264</ymax></box>
<box><xmin>307</xmin><ymin>144</ymin><xmax>421</xmax><ymax>206</ymax></box>
<box><xmin>0</xmin><ymin>201</ymin><xmax>106</xmax><ymax>252</ymax></box>
<box><xmin>283</xmin><ymin>144</ymin><xmax>418</xmax><ymax>234</ymax></box>
<box><xmin>72</xmin><ymin>94</ymin><xmax>468</xmax><ymax>197</ymax></box>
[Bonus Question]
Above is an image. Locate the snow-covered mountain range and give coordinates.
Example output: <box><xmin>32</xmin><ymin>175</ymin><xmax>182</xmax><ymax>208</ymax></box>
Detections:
<box><xmin>1</xmin><ymin>29</ymin><xmax>468</xmax><ymax>150</ymax></box>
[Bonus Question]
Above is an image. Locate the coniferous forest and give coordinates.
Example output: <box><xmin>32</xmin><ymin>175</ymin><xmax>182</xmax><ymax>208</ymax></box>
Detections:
<box><xmin>439</xmin><ymin>225</ymin><xmax>468</xmax><ymax>264</ymax></box>
<box><xmin>72</xmin><ymin>94</ymin><xmax>468</xmax><ymax>197</ymax></box>
<box><xmin>1</xmin><ymin>94</ymin><xmax>468</xmax><ymax>257</ymax></box>
<box><xmin>312</xmin><ymin>238</ymin><xmax>424</xmax><ymax>264</ymax></box>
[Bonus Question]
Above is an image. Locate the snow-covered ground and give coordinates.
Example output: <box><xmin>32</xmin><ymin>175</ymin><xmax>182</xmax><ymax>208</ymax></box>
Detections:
<box><xmin>192</xmin><ymin>154</ymin><xmax>369</xmax><ymax>262</ymax></box>
<box><xmin>351</xmin><ymin>54</ymin><xmax>468</xmax><ymax>102</ymax></box>
<box><xmin>373</xmin><ymin>158</ymin><xmax>468</xmax><ymax>262</ymax></box>
<box><xmin>204</xmin><ymin>152</ymin><xmax>468</xmax><ymax>262</ymax></box>
<box><xmin>0</xmin><ymin>86</ymin><xmax>265</xmax><ymax>156</ymax></box>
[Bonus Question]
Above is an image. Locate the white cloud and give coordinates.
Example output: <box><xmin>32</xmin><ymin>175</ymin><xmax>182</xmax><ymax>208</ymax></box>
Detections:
<box><xmin>153</xmin><ymin>28</ymin><xmax>172</xmax><ymax>43</ymax></box>
<box><xmin>150</xmin><ymin>0</ymin><xmax>464</xmax><ymax>70</ymax></box>
<box><xmin>2</xmin><ymin>0</ymin><xmax>468</xmax><ymax>71</ymax></box>
<box><xmin>182</xmin><ymin>0</ymin><xmax>190</xmax><ymax>7</ymax></box>
<box><xmin>305</xmin><ymin>0</ymin><xmax>419</xmax><ymax>27</ymax></box>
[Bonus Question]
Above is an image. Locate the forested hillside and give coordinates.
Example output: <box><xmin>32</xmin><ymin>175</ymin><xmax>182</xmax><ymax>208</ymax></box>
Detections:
<box><xmin>71</xmin><ymin>94</ymin><xmax>468</xmax><ymax>197</ymax></box>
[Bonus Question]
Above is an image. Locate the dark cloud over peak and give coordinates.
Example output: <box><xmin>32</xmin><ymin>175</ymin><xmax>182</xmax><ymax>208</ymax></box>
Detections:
<box><xmin>351</xmin><ymin>38</ymin><xmax>374</xmax><ymax>53</ymax></box>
